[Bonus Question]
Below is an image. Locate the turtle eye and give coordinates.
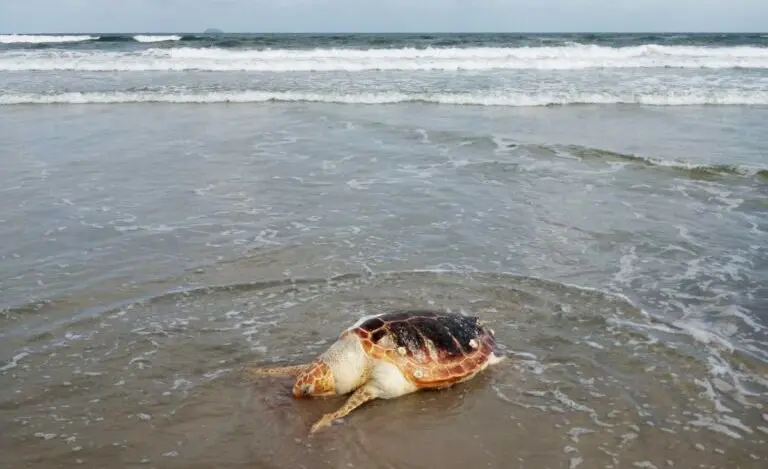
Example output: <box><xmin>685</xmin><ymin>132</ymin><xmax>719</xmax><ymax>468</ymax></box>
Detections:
<box><xmin>293</xmin><ymin>382</ymin><xmax>313</xmax><ymax>398</ymax></box>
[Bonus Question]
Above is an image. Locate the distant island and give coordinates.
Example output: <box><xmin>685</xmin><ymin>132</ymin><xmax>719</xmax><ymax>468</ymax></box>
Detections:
<box><xmin>204</xmin><ymin>28</ymin><xmax>223</xmax><ymax>34</ymax></box>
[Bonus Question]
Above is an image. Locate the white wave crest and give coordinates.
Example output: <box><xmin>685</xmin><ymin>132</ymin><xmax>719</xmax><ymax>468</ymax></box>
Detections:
<box><xmin>133</xmin><ymin>35</ymin><xmax>182</xmax><ymax>43</ymax></box>
<box><xmin>0</xmin><ymin>34</ymin><xmax>99</xmax><ymax>44</ymax></box>
<box><xmin>2</xmin><ymin>90</ymin><xmax>767</xmax><ymax>106</ymax></box>
<box><xmin>2</xmin><ymin>44</ymin><xmax>768</xmax><ymax>71</ymax></box>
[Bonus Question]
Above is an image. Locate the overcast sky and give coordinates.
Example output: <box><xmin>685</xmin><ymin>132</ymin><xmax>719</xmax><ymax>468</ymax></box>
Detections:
<box><xmin>1</xmin><ymin>0</ymin><xmax>766</xmax><ymax>33</ymax></box>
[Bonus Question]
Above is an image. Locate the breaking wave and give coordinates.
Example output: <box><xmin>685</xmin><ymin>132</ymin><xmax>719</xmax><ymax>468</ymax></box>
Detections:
<box><xmin>3</xmin><ymin>89</ymin><xmax>767</xmax><ymax>107</ymax></box>
<box><xmin>2</xmin><ymin>44</ymin><xmax>768</xmax><ymax>71</ymax></box>
<box><xmin>132</xmin><ymin>35</ymin><xmax>183</xmax><ymax>43</ymax></box>
<box><xmin>0</xmin><ymin>34</ymin><xmax>100</xmax><ymax>44</ymax></box>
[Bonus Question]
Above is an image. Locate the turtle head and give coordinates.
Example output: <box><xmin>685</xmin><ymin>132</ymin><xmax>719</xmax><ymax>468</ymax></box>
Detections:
<box><xmin>292</xmin><ymin>359</ymin><xmax>336</xmax><ymax>398</ymax></box>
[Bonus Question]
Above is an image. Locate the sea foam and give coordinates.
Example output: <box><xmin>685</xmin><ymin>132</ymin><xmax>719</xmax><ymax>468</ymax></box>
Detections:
<box><xmin>2</xmin><ymin>44</ymin><xmax>768</xmax><ymax>71</ymax></box>
<box><xmin>2</xmin><ymin>90</ymin><xmax>766</xmax><ymax>106</ymax></box>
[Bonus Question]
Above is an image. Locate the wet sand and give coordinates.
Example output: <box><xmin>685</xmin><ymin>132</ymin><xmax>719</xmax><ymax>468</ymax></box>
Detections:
<box><xmin>2</xmin><ymin>269</ymin><xmax>766</xmax><ymax>469</ymax></box>
<box><xmin>1</xmin><ymin>100</ymin><xmax>767</xmax><ymax>469</ymax></box>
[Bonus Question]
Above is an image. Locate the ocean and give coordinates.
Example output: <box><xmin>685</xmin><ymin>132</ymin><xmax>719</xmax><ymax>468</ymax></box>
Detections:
<box><xmin>1</xmin><ymin>32</ymin><xmax>767</xmax><ymax>469</ymax></box>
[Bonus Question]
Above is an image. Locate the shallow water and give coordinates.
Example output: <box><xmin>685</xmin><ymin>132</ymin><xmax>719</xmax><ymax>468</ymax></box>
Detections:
<box><xmin>2</xmin><ymin>267</ymin><xmax>767</xmax><ymax>469</ymax></box>
<box><xmin>1</xmin><ymin>101</ymin><xmax>767</xmax><ymax>469</ymax></box>
<box><xmin>2</xmin><ymin>32</ymin><xmax>768</xmax><ymax>469</ymax></box>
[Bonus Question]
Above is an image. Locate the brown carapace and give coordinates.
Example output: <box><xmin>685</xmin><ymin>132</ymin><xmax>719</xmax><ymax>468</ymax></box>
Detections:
<box><xmin>248</xmin><ymin>309</ymin><xmax>505</xmax><ymax>434</ymax></box>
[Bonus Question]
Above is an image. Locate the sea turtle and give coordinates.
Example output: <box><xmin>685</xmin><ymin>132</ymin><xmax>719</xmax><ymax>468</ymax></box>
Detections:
<box><xmin>247</xmin><ymin>309</ymin><xmax>505</xmax><ymax>433</ymax></box>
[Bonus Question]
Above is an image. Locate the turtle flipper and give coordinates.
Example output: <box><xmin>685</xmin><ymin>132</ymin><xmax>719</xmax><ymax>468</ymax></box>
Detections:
<box><xmin>245</xmin><ymin>363</ymin><xmax>312</xmax><ymax>377</ymax></box>
<box><xmin>309</xmin><ymin>384</ymin><xmax>380</xmax><ymax>434</ymax></box>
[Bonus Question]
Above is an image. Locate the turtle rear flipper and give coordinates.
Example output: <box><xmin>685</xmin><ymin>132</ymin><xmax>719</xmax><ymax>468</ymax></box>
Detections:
<box><xmin>310</xmin><ymin>383</ymin><xmax>381</xmax><ymax>434</ymax></box>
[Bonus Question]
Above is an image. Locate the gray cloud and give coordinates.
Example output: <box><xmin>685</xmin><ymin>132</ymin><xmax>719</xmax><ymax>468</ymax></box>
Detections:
<box><xmin>0</xmin><ymin>0</ymin><xmax>765</xmax><ymax>33</ymax></box>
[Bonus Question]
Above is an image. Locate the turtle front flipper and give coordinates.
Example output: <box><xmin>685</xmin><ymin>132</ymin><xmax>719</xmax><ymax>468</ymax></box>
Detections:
<box><xmin>245</xmin><ymin>363</ymin><xmax>312</xmax><ymax>377</ymax></box>
<box><xmin>309</xmin><ymin>384</ymin><xmax>381</xmax><ymax>434</ymax></box>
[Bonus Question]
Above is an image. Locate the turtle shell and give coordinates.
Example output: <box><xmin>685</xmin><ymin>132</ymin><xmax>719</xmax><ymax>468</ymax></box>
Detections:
<box><xmin>345</xmin><ymin>310</ymin><xmax>497</xmax><ymax>388</ymax></box>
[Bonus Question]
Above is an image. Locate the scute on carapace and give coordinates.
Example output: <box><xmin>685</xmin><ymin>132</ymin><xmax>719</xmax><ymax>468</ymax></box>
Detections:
<box><xmin>350</xmin><ymin>309</ymin><xmax>496</xmax><ymax>384</ymax></box>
